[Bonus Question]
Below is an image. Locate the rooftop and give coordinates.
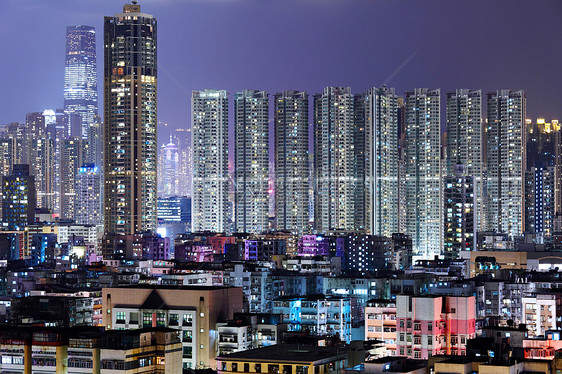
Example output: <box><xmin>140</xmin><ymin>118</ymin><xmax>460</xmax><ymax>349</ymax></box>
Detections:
<box><xmin>217</xmin><ymin>344</ymin><xmax>345</xmax><ymax>363</ymax></box>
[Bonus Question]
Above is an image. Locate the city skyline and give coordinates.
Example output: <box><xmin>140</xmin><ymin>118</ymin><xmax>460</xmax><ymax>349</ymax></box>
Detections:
<box><xmin>1</xmin><ymin>0</ymin><xmax>560</xmax><ymax>134</ymax></box>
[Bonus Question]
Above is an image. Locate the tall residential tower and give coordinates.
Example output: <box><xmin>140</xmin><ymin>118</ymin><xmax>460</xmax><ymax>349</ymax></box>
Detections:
<box><xmin>314</xmin><ymin>87</ymin><xmax>357</xmax><ymax>233</ymax></box>
<box><xmin>486</xmin><ymin>90</ymin><xmax>526</xmax><ymax>237</ymax></box>
<box><xmin>274</xmin><ymin>91</ymin><xmax>310</xmax><ymax>234</ymax></box>
<box><xmin>104</xmin><ymin>3</ymin><xmax>157</xmax><ymax>235</ymax></box>
<box><xmin>404</xmin><ymin>88</ymin><xmax>442</xmax><ymax>259</ymax></box>
<box><xmin>235</xmin><ymin>90</ymin><xmax>270</xmax><ymax>234</ymax></box>
<box><xmin>192</xmin><ymin>90</ymin><xmax>229</xmax><ymax>233</ymax></box>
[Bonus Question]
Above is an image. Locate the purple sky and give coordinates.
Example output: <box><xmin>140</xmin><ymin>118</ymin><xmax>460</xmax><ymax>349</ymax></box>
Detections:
<box><xmin>1</xmin><ymin>0</ymin><xmax>561</xmax><ymax>141</ymax></box>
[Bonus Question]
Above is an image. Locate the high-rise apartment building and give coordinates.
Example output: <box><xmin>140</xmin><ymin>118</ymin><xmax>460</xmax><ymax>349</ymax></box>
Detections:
<box><xmin>274</xmin><ymin>91</ymin><xmax>309</xmax><ymax>235</ymax></box>
<box><xmin>443</xmin><ymin>164</ymin><xmax>475</xmax><ymax>259</ymax></box>
<box><xmin>362</xmin><ymin>86</ymin><xmax>401</xmax><ymax>236</ymax></box>
<box><xmin>2</xmin><ymin>164</ymin><xmax>36</xmax><ymax>230</ymax></box>
<box><xmin>104</xmin><ymin>3</ymin><xmax>157</xmax><ymax>235</ymax></box>
<box><xmin>314</xmin><ymin>87</ymin><xmax>356</xmax><ymax>233</ymax></box>
<box><xmin>75</xmin><ymin>163</ymin><xmax>103</xmax><ymax>226</ymax></box>
<box><xmin>64</xmin><ymin>25</ymin><xmax>98</xmax><ymax>138</ymax></box>
<box><xmin>404</xmin><ymin>89</ymin><xmax>441</xmax><ymax>259</ymax></box>
<box><xmin>192</xmin><ymin>90</ymin><xmax>229</xmax><ymax>233</ymax></box>
<box><xmin>446</xmin><ymin>89</ymin><xmax>485</xmax><ymax>231</ymax></box>
<box><xmin>29</xmin><ymin>136</ymin><xmax>55</xmax><ymax>212</ymax></box>
<box><xmin>235</xmin><ymin>90</ymin><xmax>269</xmax><ymax>234</ymax></box>
<box><xmin>60</xmin><ymin>137</ymin><xmax>83</xmax><ymax>220</ymax></box>
<box><xmin>159</xmin><ymin>138</ymin><xmax>179</xmax><ymax>198</ymax></box>
<box><xmin>486</xmin><ymin>90</ymin><xmax>526</xmax><ymax>237</ymax></box>
<box><xmin>525</xmin><ymin>166</ymin><xmax>555</xmax><ymax>239</ymax></box>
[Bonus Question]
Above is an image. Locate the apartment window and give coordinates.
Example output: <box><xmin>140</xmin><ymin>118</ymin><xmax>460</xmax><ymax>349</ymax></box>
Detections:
<box><xmin>414</xmin><ymin>336</ymin><xmax>421</xmax><ymax>345</ymax></box>
<box><xmin>414</xmin><ymin>351</ymin><xmax>421</xmax><ymax>359</ymax></box>
<box><xmin>427</xmin><ymin>336</ymin><xmax>432</xmax><ymax>345</ymax></box>
<box><xmin>143</xmin><ymin>312</ymin><xmax>152</xmax><ymax>328</ymax></box>
<box><xmin>400</xmin><ymin>348</ymin><xmax>404</xmax><ymax>355</ymax></box>
<box><xmin>400</xmin><ymin>333</ymin><xmax>405</xmax><ymax>342</ymax></box>
<box><xmin>245</xmin><ymin>363</ymin><xmax>250</xmax><ymax>372</ymax></box>
<box><xmin>115</xmin><ymin>311</ymin><xmax>126</xmax><ymax>324</ymax></box>
<box><xmin>129</xmin><ymin>312</ymin><xmax>139</xmax><ymax>324</ymax></box>
<box><xmin>256</xmin><ymin>364</ymin><xmax>262</xmax><ymax>372</ymax></box>
<box><xmin>460</xmin><ymin>336</ymin><xmax>466</xmax><ymax>344</ymax></box>
<box><xmin>156</xmin><ymin>313</ymin><xmax>166</xmax><ymax>327</ymax></box>
<box><xmin>183</xmin><ymin>313</ymin><xmax>193</xmax><ymax>326</ymax></box>
<box><xmin>183</xmin><ymin>330</ymin><xmax>192</xmax><ymax>343</ymax></box>
<box><xmin>399</xmin><ymin>320</ymin><xmax>404</xmax><ymax>328</ymax></box>
<box><xmin>451</xmin><ymin>308</ymin><xmax>456</xmax><ymax>314</ymax></box>
<box><xmin>451</xmin><ymin>336</ymin><xmax>458</xmax><ymax>345</ymax></box>
<box><xmin>268</xmin><ymin>364</ymin><xmax>280</xmax><ymax>374</ymax></box>
<box><xmin>222</xmin><ymin>362</ymin><xmax>227</xmax><ymax>371</ymax></box>
<box><xmin>427</xmin><ymin>322</ymin><xmax>432</xmax><ymax>331</ymax></box>
<box><xmin>406</xmin><ymin>320</ymin><xmax>411</xmax><ymax>328</ymax></box>
<box><xmin>413</xmin><ymin>323</ymin><xmax>420</xmax><ymax>331</ymax></box>
<box><xmin>232</xmin><ymin>363</ymin><xmax>238</xmax><ymax>372</ymax></box>
<box><xmin>169</xmin><ymin>313</ymin><xmax>179</xmax><ymax>326</ymax></box>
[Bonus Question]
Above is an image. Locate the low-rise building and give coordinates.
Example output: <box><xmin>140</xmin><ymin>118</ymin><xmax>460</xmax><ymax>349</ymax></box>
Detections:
<box><xmin>102</xmin><ymin>285</ymin><xmax>244</xmax><ymax>370</ymax></box>
<box><xmin>217</xmin><ymin>344</ymin><xmax>348</xmax><ymax>374</ymax></box>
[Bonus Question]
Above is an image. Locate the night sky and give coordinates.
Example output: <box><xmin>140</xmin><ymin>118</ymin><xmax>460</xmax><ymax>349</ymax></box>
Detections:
<box><xmin>1</xmin><ymin>0</ymin><xmax>561</xmax><ymax>141</ymax></box>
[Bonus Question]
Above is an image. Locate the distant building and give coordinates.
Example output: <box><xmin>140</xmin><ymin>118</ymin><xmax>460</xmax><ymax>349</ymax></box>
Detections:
<box><xmin>64</xmin><ymin>25</ymin><xmax>98</xmax><ymax>137</ymax></box>
<box><xmin>75</xmin><ymin>163</ymin><xmax>102</xmax><ymax>225</ymax></box>
<box><xmin>60</xmin><ymin>137</ymin><xmax>83</xmax><ymax>221</ymax></box>
<box><xmin>2</xmin><ymin>164</ymin><xmax>36</xmax><ymax>230</ymax></box>
<box><xmin>159</xmin><ymin>138</ymin><xmax>180</xmax><ymax>197</ymax></box>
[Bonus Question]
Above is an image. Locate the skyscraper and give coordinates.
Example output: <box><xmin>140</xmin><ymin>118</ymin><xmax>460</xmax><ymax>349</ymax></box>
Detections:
<box><xmin>75</xmin><ymin>164</ymin><xmax>102</xmax><ymax>226</ymax></box>
<box><xmin>104</xmin><ymin>3</ymin><xmax>157</xmax><ymax>235</ymax></box>
<box><xmin>192</xmin><ymin>90</ymin><xmax>229</xmax><ymax>233</ymax></box>
<box><xmin>235</xmin><ymin>90</ymin><xmax>269</xmax><ymax>234</ymax></box>
<box><xmin>486</xmin><ymin>90</ymin><xmax>526</xmax><ymax>237</ymax></box>
<box><xmin>64</xmin><ymin>25</ymin><xmax>98</xmax><ymax>138</ymax></box>
<box><xmin>362</xmin><ymin>86</ymin><xmax>401</xmax><ymax>236</ymax></box>
<box><xmin>404</xmin><ymin>88</ymin><xmax>442</xmax><ymax>259</ymax></box>
<box><xmin>314</xmin><ymin>87</ymin><xmax>357</xmax><ymax>233</ymax></box>
<box><xmin>274</xmin><ymin>91</ymin><xmax>309</xmax><ymax>235</ymax></box>
<box><xmin>446</xmin><ymin>89</ymin><xmax>485</xmax><ymax>231</ymax></box>
<box><xmin>159</xmin><ymin>138</ymin><xmax>179</xmax><ymax>198</ymax></box>
<box><xmin>2</xmin><ymin>164</ymin><xmax>36</xmax><ymax>230</ymax></box>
